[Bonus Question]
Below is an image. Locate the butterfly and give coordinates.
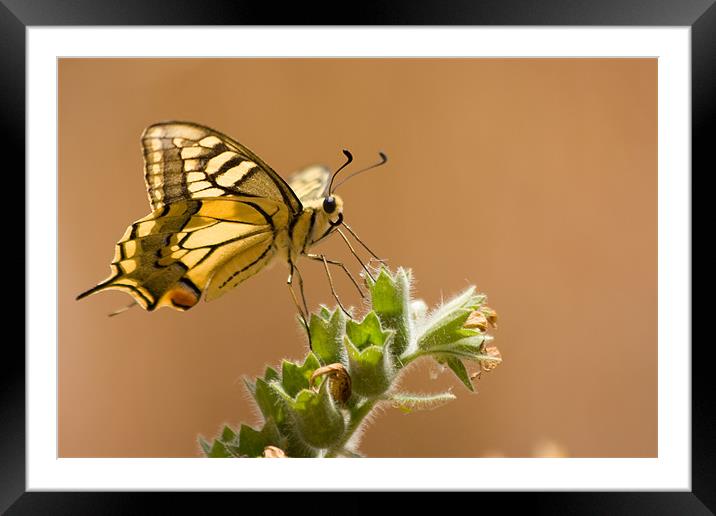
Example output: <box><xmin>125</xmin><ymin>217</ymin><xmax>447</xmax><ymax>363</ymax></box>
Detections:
<box><xmin>76</xmin><ymin>121</ymin><xmax>386</xmax><ymax>329</ymax></box>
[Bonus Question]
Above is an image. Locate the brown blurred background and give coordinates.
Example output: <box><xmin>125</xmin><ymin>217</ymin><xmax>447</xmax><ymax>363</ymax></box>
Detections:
<box><xmin>59</xmin><ymin>58</ymin><xmax>656</xmax><ymax>458</ymax></box>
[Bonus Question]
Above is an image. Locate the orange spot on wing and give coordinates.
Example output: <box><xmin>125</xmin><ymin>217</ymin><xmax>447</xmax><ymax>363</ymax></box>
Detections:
<box><xmin>168</xmin><ymin>285</ymin><xmax>199</xmax><ymax>310</ymax></box>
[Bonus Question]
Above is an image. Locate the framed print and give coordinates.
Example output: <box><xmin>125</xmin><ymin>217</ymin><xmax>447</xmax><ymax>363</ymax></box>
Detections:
<box><xmin>4</xmin><ymin>0</ymin><xmax>709</xmax><ymax>512</ymax></box>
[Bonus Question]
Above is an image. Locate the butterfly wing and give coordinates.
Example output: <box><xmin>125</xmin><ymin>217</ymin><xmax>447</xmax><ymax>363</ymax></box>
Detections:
<box><xmin>77</xmin><ymin>197</ymin><xmax>289</xmax><ymax>310</ymax></box>
<box><xmin>142</xmin><ymin>121</ymin><xmax>302</xmax><ymax>215</ymax></box>
<box><xmin>287</xmin><ymin>164</ymin><xmax>331</xmax><ymax>203</ymax></box>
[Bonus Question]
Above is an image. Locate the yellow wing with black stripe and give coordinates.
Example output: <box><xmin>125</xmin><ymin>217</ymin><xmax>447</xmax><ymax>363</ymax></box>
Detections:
<box><xmin>77</xmin><ymin>197</ymin><xmax>289</xmax><ymax>310</ymax></box>
<box><xmin>142</xmin><ymin>121</ymin><xmax>303</xmax><ymax>215</ymax></box>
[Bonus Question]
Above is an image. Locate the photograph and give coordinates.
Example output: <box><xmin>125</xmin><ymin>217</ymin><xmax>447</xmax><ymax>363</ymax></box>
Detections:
<box><xmin>3</xmin><ymin>4</ymin><xmax>705</xmax><ymax>508</ymax></box>
<box><xmin>60</xmin><ymin>57</ymin><xmax>657</xmax><ymax>459</ymax></box>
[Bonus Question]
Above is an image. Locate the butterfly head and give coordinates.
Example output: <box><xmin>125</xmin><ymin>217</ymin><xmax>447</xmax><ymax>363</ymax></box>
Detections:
<box><xmin>322</xmin><ymin>195</ymin><xmax>341</xmax><ymax>219</ymax></box>
<box><xmin>306</xmin><ymin>193</ymin><xmax>344</xmax><ymax>245</ymax></box>
<box><xmin>302</xmin><ymin>150</ymin><xmax>387</xmax><ymax>247</ymax></box>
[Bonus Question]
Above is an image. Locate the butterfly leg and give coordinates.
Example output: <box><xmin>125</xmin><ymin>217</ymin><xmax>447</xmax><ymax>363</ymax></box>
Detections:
<box><xmin>306</xmin><ymin>253</ymin><xmax>365</xmax><ymax>299</ymax></box>
<box><xmin>306</xmin><ymin>254</ymin><xmax>353</xmax><ymax>317</ymax></box>
<box><xmin>287</xmin><ymin>261</ymin><xmax>312</xmax><ymax>347</ymax></box>
<box><xmin>342</xmin><ymin>222</ymin><xmax>387</xmax><ymax>265</ymax></box>
<box><xmin>108</xmin><ymin>300</ymin><xmax>138</xmax><ymax>317</ymax></box>
<box><xmin>295</xmin><ymin>266</ymin><xmax>310</xmax><ymax>325</ymax></box>
<box><xmin>336</xmin><ymin>228</ymin><xmax>375</xmax><ymax>282</ymax></box>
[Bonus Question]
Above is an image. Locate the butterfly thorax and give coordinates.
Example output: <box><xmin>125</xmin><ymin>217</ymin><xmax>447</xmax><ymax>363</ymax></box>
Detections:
<box><xmin>287</xmin><ymin>195</ymin><xmax>344</xmax><ymax>261</ymax></box>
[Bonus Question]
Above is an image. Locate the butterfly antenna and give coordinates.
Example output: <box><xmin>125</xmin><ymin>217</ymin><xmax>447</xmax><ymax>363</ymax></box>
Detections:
<box><xmin>332</xmin><ymin>152</ymin><xmax>388</xmax><ymax>192</ymax></box>
<box><xmin>327</xmin><ymin>150</ymin><xmax>354</xmax><ymax>194</ymax></box>
<box><xmin>342</xmin><ymin>222</ymin><xmax>386</xmax><ymax>264</ymax></box>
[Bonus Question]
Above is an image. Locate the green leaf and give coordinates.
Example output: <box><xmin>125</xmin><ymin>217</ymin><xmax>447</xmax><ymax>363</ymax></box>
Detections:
<box><xmin>415</xmin><ymin>287</ymin><xmax>484</xmax><ymax>352</ymax></box>
<box><xmin>249</xmin><ymin>367</ymin><xmax>288</xmax><ymax>429</ymax></box>
<box><xmin>445</xmin><ymin>357</ymin><xmax>474</xmax><ymax>392</ymax></box>
<box><xmin>319</xmin><ymin>305</ymin><xmax>332</xmax><ymax>320</ymax></box>
<box><xmin>198</xmin><ymin>437</ymin><xmax>212</xmax><ymax>456</ymax></box>
<box><xmin>421</xmin><ymin>334</ymin><xmax>487</xmax><ymax>359</ymax></box>
<box><xmin>220</xmin><ymin>425</ymin><xmax>237</xmax><ymax>443</ymax></box>
<box><xmin>417</xmin><ymin>309</ymin><xmax>472</xmax><ymax>348</ymax></box>
<box><xmin>390</xmin><ymin>391</ymin><xmax>457</xmax><ymax>413</ymax></box>
<box><xmin>309</xmin><ymin>308</ymin><xmax>347</xmax><ymax>365</ymax></box>
<box><xmin>207</xmin><ymin>439</ymin><xmax>234</xmax><ymax>458</ymax></box>
<box><xmin>281</xmin><ymin>353</ymin><xmax>321</xmax><ymax>398</ymax></box>
<box><xmin>242</xmin><ymin>376</ymin><xmax>256</xmax><ymax>397</ymax></box>
<box><xmin>345</xmin><ymin>336</ymin><xmax>393</xmax><ymax>397</ymax></box>
<box><xmin>237</xmin><ymin>419</ymin><xmax>283</xmax><ymax>457</ymax></box>
<box><xmin>202</xmin><ymin>425</ymin><xmax>243</xmax><ymax>457</ymax></box>
<box><xmin>200</xmin><ymin>425</ymin><xmax>242</xmax><ymax>458</ymax></box>
<box><xmin>346</xmin><ymin>311</ymin><xmax>389</xmax><ymax>350</ymax></box>
<box><xmin>368</xmin><ymin>267</ymin><xmax>413</xmax><ymax>358</ymax></box>
<box><xmin>253</xmin><ymin>378</ymin><xmax>286</xmax><ymax>426</ymax></box>
<box><xmin>369</xmin><ymin>268</ymin><xmax>404</xmax><ymax>315</ymax></box>
<box><xmin>263</xmin><ymin>366</ymin><xmax>280</xmax><ymax>382</ymax></box>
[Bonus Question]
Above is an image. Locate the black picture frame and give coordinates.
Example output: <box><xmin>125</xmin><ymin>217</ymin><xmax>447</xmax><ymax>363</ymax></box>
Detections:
<box><xmin>4</xmin><ymin>0</ymin><xmax>708</xmax><ymax>512</ymax></box>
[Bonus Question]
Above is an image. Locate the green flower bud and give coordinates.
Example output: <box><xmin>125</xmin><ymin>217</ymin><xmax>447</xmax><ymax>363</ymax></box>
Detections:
<box><xmin>274</xmin><ymin>381</ymin><xmax>345</xmax><ymax>449</ymax></box>
<box><xmin>346</xmin><ymin>334</ymin><xmax>397</xmax><ymax>397</ymax></box>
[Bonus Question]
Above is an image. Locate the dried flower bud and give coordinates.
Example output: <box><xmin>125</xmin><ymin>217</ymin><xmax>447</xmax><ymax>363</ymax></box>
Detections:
<box><xmin>481</xmin><ymin>306</ymin><xmax>498</xmax><ymax>329</ymax></box>
<box><xmin>310</xmin><ymin>363</ymin><xmax>352</xmax><ymax>404</ymax></box>
<box><xmin>478</xmin><ymin>343</ymin><xmax>502</xmax><ymax>372</ymax></box>
<box><xmin>263</xmin><ymin>445</ymin><xmax>286</xmax><ymax>458</ymax></box>
<box><xmin>464</xmin><ymin>311</ymin><xmax>489</xmax><ymax>332</ymax></box>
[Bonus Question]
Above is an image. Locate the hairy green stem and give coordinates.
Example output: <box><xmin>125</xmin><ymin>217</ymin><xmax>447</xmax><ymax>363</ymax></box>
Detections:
<box><xmin>399</xmin><ymin>350</ymin><xmax>426</xmax><ymax>366</ymax></box>
<box><xmin>325</xmin><ymin>397</ymin><xmax>380</xmax><ymax>458</ymax></box>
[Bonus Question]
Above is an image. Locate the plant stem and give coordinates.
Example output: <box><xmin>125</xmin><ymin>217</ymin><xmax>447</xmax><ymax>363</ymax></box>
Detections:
<box><xmin>399</xmin><ymin>350</ymin><xmax>425</xmax><ymax>366</ymax></box>
<box><xmin>324</xmin><ymin>397</ymin><xmax>380</xmax><ymax>458</ymax></box>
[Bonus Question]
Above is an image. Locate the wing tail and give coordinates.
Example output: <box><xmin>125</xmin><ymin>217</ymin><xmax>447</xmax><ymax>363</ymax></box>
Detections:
<box><xmin>76</xmin><ymin>279</ymin><xmax>114</xmax><ymax>301</ymax></box>
<box><xmin>76</xmin><ymin>270</ymin><xmax>157</xmax><ymax>310</ymax></box>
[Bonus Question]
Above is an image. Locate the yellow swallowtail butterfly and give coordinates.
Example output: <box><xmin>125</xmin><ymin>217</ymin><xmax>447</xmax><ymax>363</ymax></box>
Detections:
<box><xmin>76</xmin><ymin>121</ymin><xmax>386</xmax><ymax>327</ymax></box>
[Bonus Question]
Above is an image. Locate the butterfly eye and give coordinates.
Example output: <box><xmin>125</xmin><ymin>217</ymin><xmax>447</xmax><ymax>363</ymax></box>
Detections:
<box><xmin>323</xmin><ymin>196</ymin><xmax>337</xmax><ymax>214</ymax></box>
